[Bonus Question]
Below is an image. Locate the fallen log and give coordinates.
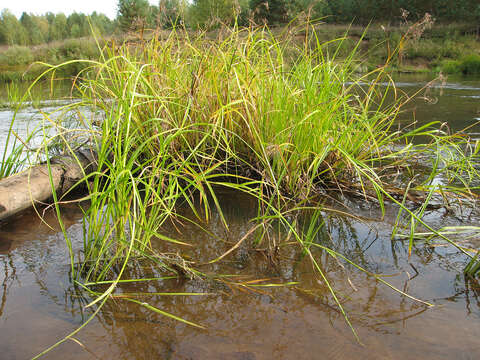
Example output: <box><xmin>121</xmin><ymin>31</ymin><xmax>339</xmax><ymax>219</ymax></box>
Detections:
<box><xmin>0</xmin><ymin>149</ymin><xmax>97</xmax><ymax>221</ymax></box>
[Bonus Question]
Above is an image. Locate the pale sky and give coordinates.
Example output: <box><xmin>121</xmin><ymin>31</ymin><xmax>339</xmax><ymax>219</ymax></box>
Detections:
<box><xmin>1</xmin><ymin>0</ymin><xmax>159</xmax><ymax>20</ymax></box>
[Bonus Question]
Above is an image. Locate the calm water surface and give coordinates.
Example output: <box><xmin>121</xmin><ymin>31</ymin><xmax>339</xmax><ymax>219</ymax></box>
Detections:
<box><xmin>0</xmin><ymin>74</ymin><xmax>479</xmax><ymax>359</ymax></box>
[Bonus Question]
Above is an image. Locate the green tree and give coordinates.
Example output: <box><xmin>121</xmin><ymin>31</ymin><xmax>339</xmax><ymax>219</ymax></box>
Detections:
<box><xmin>146</xmin><ymin>4</ymin><xmax>160</xmax><ymax>28</ymax></box>
<box><xmin>250</xmin><ymin>0</ymin><xmax>288</xmax><ymax>24</ymax></box>
<box><xmin>158</xmin><ymin>0</ymin><xmax>189</xmax><ymax>28</ymax></box>
<box><xmin>45</xmin><ymin>12</ymin><xmax>55</xmax><ymax>26</ymax></box>
<box><xmin>117</xmin><ymin>0</ymin><xmax>150</xmax><ymax>31</ymax></box>
<box><xmin>236</xmin><ymin>0</ymin><xmax>250</xmax><ymax>26</ymax></box>
<box><xmin>286</xmin><ymin>0</ymin><xmax>316</xmax><ymax>18</ymax></box>
<box><xmin>20</xmin><ymin>12</ymin><xmax>47</xmax><ymax>45</ymax></box>
<box><xmin>189</xmin><ymin>0</ymin><xmax>239</xmax><ymax>28</ymax></box>
<box><xmin>67</xmin><ymin>13</ymin><xmax>89</xmax><ymax>38</ymax></box>
<box><xmin>90</xmin><ymin>12</ymin><xmax>115</xmax><ymax>35</ymax></box>
<box><xmin>0</xmin><ymin>10</ymin><xmax>28</xmax><ymax>45</ymax></box>
<box><xmin>34</xmin><ymin>16</ymin><xmax>50</xmax><ymax>42</ymax></box>
<box><xmin>48</xmin><ymin>13</ymin><xmax>68</xmax><ymax>41</ymax></box>
<box><xmin>316</xmin><ymin>0</ymin><xmax>480</xmax><ymax>24</ymax></box>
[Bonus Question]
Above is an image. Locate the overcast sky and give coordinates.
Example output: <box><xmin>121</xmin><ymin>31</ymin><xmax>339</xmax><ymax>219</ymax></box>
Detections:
<box><xmin>2</xmin><ymin>0</ymin><xmax>159</xmax><ymax>20</ymax></box>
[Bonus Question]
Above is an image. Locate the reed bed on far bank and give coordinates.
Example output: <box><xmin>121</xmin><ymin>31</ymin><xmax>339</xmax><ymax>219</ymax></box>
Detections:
<box><xmin>17</xmin><ymin>23</ymin><xmax>479</xmax><ymax>356</ymax></box>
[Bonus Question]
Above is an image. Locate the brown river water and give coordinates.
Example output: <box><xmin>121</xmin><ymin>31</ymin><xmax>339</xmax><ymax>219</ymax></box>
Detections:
<box><xmin>0</xmin><ymin>74</ymin><xmax>479</xmax><ymax>359</ymax></box>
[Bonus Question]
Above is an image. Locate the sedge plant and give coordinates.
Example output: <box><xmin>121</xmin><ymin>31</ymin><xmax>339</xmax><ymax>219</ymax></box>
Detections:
<box><xmin>6</xmin><ymin>21</ymin><xmax>478</xmax><ymax>356</ymax></box>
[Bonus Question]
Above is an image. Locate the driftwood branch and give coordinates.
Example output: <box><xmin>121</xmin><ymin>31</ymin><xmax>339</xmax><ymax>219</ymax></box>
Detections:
<box><xmin>0</xmin><ymin>150</ymin><xmax>97</xmax><ymax>221</ymax></box>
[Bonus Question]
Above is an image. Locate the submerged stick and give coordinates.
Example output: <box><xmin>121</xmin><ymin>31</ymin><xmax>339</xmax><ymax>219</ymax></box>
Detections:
<box><xmin>0</xmin><ymin>150</ymin><xmax>97</xmax><ymax>221</ymax></box>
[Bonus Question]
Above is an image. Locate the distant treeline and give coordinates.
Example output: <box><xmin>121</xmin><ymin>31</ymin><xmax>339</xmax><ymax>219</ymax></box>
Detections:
<box><xmin>1</xmin><ymin>0</ymin><xmax>479</xmax><ymax>46</ymax></box>
<box><xmin>155</xmin><ymin>1</ymin><xmax>480</xmax><ymax>28</ymax></box>
<box><xmin>304</xmin><ymin>0</ymin><xmax>480</xmax><ymax>24</ymax></box>
<box><xmin>0</xmin><ymin>10</ymin><xmax>115</xmax><ymax>46</ymax></box>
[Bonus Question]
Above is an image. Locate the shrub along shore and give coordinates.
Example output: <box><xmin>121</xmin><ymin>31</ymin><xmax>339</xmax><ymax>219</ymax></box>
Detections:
<box><xmin>0</xmin><ymin>22</ymin><xmax>479</xmax><ymax>84</ymax></box>
<box><xmin>0</xmin><ymin>37</ymin><xmax>103</xmax><ymax>82</ymax></box>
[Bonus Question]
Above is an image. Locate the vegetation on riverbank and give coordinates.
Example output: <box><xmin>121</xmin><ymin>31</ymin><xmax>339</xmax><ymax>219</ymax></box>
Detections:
<box><xmin>442</xmin><ymin>54</ymin><xmax>480</xmax><ymax>75</ymax></box>
<box><xmin>1</xmin><ymin>0</ymin><xmax>480</xmax><ymax>82</ymax></box>
<box><xmin>3</xmin><ymin>21</ymin><xmax>475</xmax><ymax>357</ymax></box>
<box><xmin>293</xmin><ymin>20</ymin><xmax>480</xmax><ymax>74</ymax></box>
<box><xmin>0</xmin><ymin>37</ymin><xmax>103</xmax><ymax>82</ymax></box>
<box><xmin>0</xmin><ymin>20</ymin><xmax>479</xmax><ymax>84</ymax></box>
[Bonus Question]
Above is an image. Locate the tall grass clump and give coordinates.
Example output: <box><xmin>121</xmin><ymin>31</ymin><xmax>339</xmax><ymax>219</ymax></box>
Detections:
<box><xmin>26</xmin><ymin>23</ymin><xmax>480</xmax><ymax>355</ymax></box>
